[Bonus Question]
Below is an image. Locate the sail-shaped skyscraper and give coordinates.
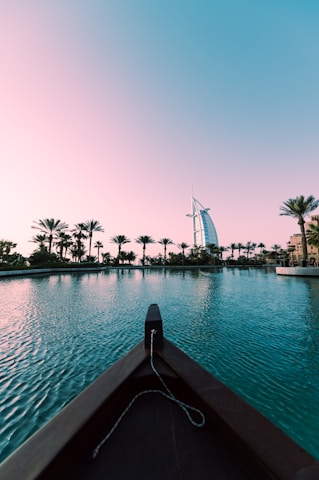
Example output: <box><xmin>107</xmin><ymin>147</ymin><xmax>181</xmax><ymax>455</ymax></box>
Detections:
<box><xmin>187</xmin><ymin>197</ymin><xmax>218</xmax><ymax>247</ymax></box>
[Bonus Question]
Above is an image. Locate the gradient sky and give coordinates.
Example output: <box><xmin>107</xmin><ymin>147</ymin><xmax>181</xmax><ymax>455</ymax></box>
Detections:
<box><xmin>1</xmin><ymin>1</ymin><xmax>319</xmax><ymax>259</ymax></box>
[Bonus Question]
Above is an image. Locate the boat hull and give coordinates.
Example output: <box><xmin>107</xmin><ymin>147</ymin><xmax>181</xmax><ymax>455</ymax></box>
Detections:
<box><xmin>1</xmin><ymin>304</ymin><xmax>318</xmax><ymax>479</ymax></box>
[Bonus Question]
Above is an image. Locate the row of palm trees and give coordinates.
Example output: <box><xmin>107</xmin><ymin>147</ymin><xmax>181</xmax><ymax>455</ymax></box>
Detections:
<box><xmin>2</xmin><ymin>195</ymin><xmax>319</xmax><ymax>267</ymax></box>
<box><xmin>29</xmin><ymin>217</ymin><xmax>271</xmax><ymax>266</ymax></box>
<box><xmin>31</xmin><ymin>223</ymin><xmax>189</xmax><ymax>265</ymax></box>
<box><xmin>28</xmin><ymin>219</ymin><xmax>286</xmax><ymax>266</ymax></box>
<box><xmin>31</xmin><ymin>219</ymin><xmax>105</xmax><ymax>263</ymax></box>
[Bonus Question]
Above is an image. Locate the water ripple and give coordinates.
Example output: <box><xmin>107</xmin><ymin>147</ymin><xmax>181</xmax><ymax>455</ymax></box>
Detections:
<box><xmin>1</xmin><ymin>269</ymin><xmax>319</xmax><ymax>462</ymax></box>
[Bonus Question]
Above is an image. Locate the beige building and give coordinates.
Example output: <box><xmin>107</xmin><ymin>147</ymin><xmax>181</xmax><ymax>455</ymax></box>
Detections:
<box><xmin>287</xmin><ymin>215</ymin><xmax>319</xmax><ymax>263</ymax></box>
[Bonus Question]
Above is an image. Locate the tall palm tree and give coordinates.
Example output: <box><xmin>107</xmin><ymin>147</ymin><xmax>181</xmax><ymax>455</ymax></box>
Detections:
<box><xmin>82</xmin><ymin>220</ymin><xmax>104</xmax><ymax>257</ymax></box>
<box><xmin>136</xmin><ymin>235</ymin><xmax>155</xmax><ymax>266</ymax></box>
<box><xmin>280</xmin><ymin>195</ymin><xmax>319</xmax><ymax>261</ymax></box>
<box><xmin>158</xmin><ymin>238</ymin><xmax>174</xmax><ymax>264</ymax></box>
<box><xmin>110</xmin><ymin>235</ymin><xmax>131</xmax><ymax>264</ymax></box>
<box><xmin>94</xmin><ymin>241</ymin><xmax>104</xmax><ymax>263</ymax></box>
<box><xmin>32</xmin><ymin>218</ymin><xmax>68</xmax><ymax>254</ymax></box>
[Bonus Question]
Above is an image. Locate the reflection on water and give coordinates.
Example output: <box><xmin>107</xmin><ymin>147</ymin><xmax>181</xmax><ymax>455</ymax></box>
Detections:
<box><xmin>1</xmin><ymin>268</ymin><xmax>319</xmax><ymax>461</ymax></box>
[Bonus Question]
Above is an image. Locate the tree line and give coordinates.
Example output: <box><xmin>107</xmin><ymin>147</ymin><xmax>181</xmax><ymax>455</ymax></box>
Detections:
<box><xmin>1</xmin><ymin>195</ymin><xmax>319</xmax><ymax>268</ymax></box>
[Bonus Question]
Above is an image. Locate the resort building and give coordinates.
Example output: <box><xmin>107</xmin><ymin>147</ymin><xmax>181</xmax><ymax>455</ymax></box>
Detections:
<box><xmin>288</xmin><ymin>215</ymin><xmax>319</xmax><ymax>263</ymax></box>
<box><xmin>187</xmin><ymin>197</ymin><xmax>218</xmax><ymax>247</ymax></box>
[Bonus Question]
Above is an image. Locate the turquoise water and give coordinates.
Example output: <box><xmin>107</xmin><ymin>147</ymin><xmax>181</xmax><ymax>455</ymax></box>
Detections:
<box><xmin>1</xmin><ymin>267</ymin><xmax>319</xmax><ymax>462</ymax></box>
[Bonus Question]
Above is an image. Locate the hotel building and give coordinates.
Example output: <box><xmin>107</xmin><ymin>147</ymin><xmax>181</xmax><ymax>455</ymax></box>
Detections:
<box><xmin>187</xmin><ymin>197</ymin><xmax>218</xmax><ymax>247</ymax></box>
<box><xmin>288</xmin><ymin>215</ymin><xmax>319</xmax><ymax>262</ymax></box>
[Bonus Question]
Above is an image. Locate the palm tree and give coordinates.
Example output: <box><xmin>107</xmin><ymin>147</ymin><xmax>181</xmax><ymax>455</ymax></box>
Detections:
<box><xmin>280</xmin><ymin>195</ymin><xmax>319</xmax><ymax>261</ymax></box>
<box><xmin>94</xmin><ymin>241</ymin><xmax>104</xmax><ymax>263</ymax></box>
<box><xmin>258</xmin><ymin>242</ymin><xmax>265</xmax><ymax>253</ymax></box>
<box><xmin>136</xmin><ymin>235</ymin><xmax>155</xmax><ymax>266</ymax></box>
<box><xmin>244</xmin><ymin>241</ymin><xmax>256</xmax><ymax>259</ymax></box>
<box><xmin>118</xmin><ymin>251</ymin><xmax>126</xmax><ymax>264</ymax></box>
<box><xmin>218</xmin><ymin>246</ymin><xmax>228</xmax><ymax>263</ymax></box>
<box><xmin>158</xmin><ymin>238</ymin><xmax>174</xmax><ymax>264</ymax></box>
<box><xmin>271</xmin><ymin>244</ymin><xmax>281</xmax><ymax>264</ymax></box>
<box><xmin>70</xmin><ymin>245</ymin><xmax>78</xmax><ymax>262</ymax></box>
<box><xmin>74</xmin><ymin>244</ymin><xmax>86</xmax><ymax>262</ymax></box>
<box><xmin>256</xmin><ymin>242</ymin><xmax>266</xmax><ymax>263</ymax></box>
<box><xmin>177</xmin><ymin>242</ymin><xmax>189</xmax><ymax>265</ymax></box>
<box><xmin>0</xmin><ymin>240</ymin><xmax>17</xmax><ymax>263</ymax></box>
<box><xmin>287</xmin><ymin>244</ymin><xmax>296</xmax><ymax>263</ymax></box>
<box><xmin>72</xmin><ymin>223</ymin><xmax>87</xmax><ymax>262</ymax></box>
<box><xmin>189</xmin><ymin>245</ymin><xmax>202</xmax><ymax>265</ymax></box>
<box><xmin>307</xmin><ymin>220</ymin><xmax>319</xmax><ymax>249</ymax></box>
<box><xmin>237</xmin><ymin>242</ymin><xmax>244</xmax><ymax>257</ymax></box>
<box><xmin>55</xmin><ymin>232</ymin><xmax>72</xmax><ymax>259</ymax></box>
<box><xmin>206</xmin><ymin>243</ymin><xmax>219</xmax><ymax>264</ymax></box>
<box><xmin>229</xmin><ymin>243</ymin><xmax>237</xmax><ymax>259</ymax></box>
<box><xmin>126</xmin><ymin>251</ymin><xmax>136</xmax><ymax>265</ymax></box>
<box><xmin>101</xmin><ymin>252</ymin><xmax>111</xmax><ymax>265</ymax></box>
<box><xmin>32</xmin><ymin>218</ymin><xmax>68</xmax><ymax>254</ymax></box>
<box><xmin>82</xmin><ymin>220</ymin><xmax>104</xmax><ymax>257</ymax></box>
<box><xmin>110</xmin><ymin>235</ymin><xmax>131</xmax><ymax>264</ymax></box>
<box><xmin>30</xmin><ymin>234</ymin><xmax>48</xmax><ymax>253</ymax></box>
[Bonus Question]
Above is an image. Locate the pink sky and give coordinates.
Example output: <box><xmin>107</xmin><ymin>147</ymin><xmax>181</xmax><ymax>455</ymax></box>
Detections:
<box><xmin>1</xmin><ymin>2</ymin><xmax>318</xmax><ymax>260</ymax></box>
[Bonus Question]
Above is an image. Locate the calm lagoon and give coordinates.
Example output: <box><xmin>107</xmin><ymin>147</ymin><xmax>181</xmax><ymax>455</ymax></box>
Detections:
<box><xmin>1</xmin><ymin>267</ymin><xmax>319</xmax><ymax>462</ymax></box>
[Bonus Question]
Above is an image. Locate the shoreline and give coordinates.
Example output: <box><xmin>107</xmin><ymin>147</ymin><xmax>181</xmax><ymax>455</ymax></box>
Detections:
<box><xmin>0</xmin><ymin>264</ymin><xmax>275</xmax><ymax>278</ymax></box>
<box><xmin>0</xmin><ymin>267</ymin><xmax>107</xmax><ymax>278</ymax></box>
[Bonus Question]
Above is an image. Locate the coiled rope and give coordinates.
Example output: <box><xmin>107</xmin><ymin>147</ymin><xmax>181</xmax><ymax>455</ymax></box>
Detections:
<box><xmin>92</xmin><ymin>329</ymin><xmax>205</xmax><ymax>460</ymax></box>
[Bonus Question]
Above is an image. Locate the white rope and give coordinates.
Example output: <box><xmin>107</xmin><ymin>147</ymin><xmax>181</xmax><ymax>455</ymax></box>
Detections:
<box><xmin>149</xmin><ymin>329</ymin><xmax>205</xmax><ymax>428</ymax></box>
<box><xmin>92</xmin><ymin>329</ymin><xmax>205</xmax><ymax>460</ymax></box>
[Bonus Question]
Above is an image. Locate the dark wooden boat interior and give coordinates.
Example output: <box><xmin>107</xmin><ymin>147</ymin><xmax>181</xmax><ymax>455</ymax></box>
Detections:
<box><xmin>1</xmin><ymin>304</ymin><xmax>319</xmax><ymax>479</ymax></box>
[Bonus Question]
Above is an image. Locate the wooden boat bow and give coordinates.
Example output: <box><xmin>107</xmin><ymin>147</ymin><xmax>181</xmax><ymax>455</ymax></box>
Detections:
<box><xmin>0</xmin><ymin>304</ymin><xmax>319</xmax><ymax>479</ymax></box>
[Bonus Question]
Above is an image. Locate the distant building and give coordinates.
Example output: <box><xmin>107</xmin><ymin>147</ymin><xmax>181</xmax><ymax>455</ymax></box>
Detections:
<box><xmin>186</xmin><ymin>197</ymin><xmax>218</xmax><ymax>247</ymax></box>
<box><xmin>288</xmin><ymin>215</ymin><xmax>319</xmax><ymax>263</ymax></box>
